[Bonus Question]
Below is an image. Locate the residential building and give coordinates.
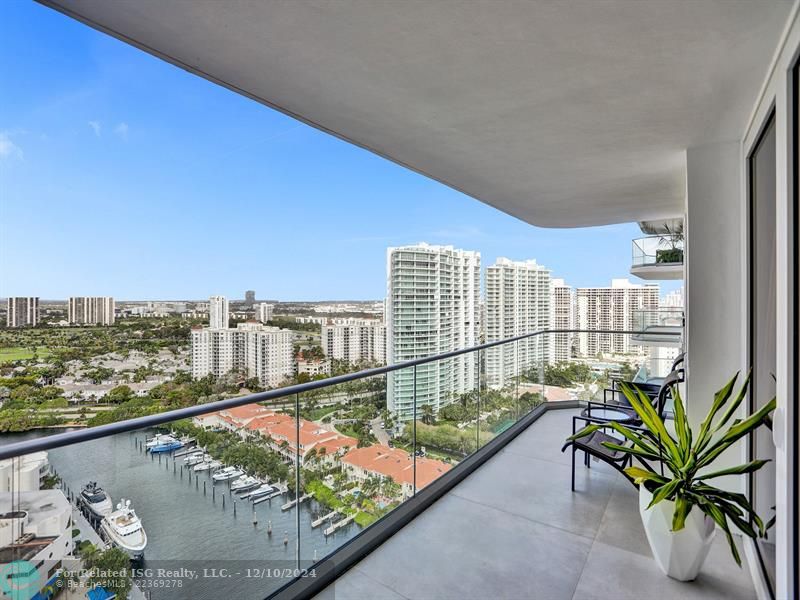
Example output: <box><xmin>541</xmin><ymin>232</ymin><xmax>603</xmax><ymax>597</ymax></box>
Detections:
<box><xmin>662</xmin><ymin>287</ymin><xmax>685</xmax><ymax>308</ymax></box>
<box><xmin>0</xmin><ymin>491</ymin><xmax>73</xmax><ymax>597</ymax></box>
<box><xmin>208</xmin><ymin>295</ymin><xmax>229</xmax><ymax>329</ymax></box>
<box><xmin>574</xmin><ymin>279</ymin><xmax>659</xmax><ymax>356</ymax></box>
<box><xmin>549</xmin><ymin>279</ymin><xmax>574</xmax><ymax>363</ymax></box>
<box><xmin>190</xmin><ymin>321</ymin><xmax>293</xmax><ymax>388</ymax></box>
<box><xmin>194</xmin><ymin>406</ymin><xmax>357</xmax><ymax>466</ymax></box>
<box><xmin>386</xmin><ymin>243</ymin><xmax>480</xmax><ymax>420</ymax></box>
<box><xmin>0</xmin><ymin>451</ymin><xmax>49</xmax><ymax>492</ymax></box>
<box><xmin>6</xmin><ymin>297</ymin><xmax>39</xmax><ymax>328</ymax></box>
<box><xmin>255</xmin><ymin>302</ymin><xmax>275</xmax><ymax>323</ymax></box>
<box><xmin>297</xmin><ymin>358</ymin><xmax>331</xmax><ymax>378</ymax></box>
<box><xmin>321</xmin><ymin>320</ymin><xmax>387</xmax><ymax>364</ymax></box>
<box><xmin>245</xmin><ymin>290</ymin><xmax>256</xmax><ymax>305</ymax></box>
<box><xmin>340</xmin><ymin>445</ymin><xmax>452</xmax><ymax>500</ymax></box>
<box><xmin>484</xmin><ymin>258</ymin><xmax>551</xmax><ymax>389</ymax></box>
<box><xmin>68</xmin><ymin>296</ymin><xmax>115</xmax><ymax>326</ymax></box>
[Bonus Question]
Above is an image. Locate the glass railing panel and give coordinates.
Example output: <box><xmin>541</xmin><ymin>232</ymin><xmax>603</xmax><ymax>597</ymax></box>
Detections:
<box><xmin>411</xmin><ymin>350</ymin><xmax>477</xmax><ymax>493</ymax></box>
<box><xmin>296</xmin><ymin>369</ymin><xmax>414</xmax><ymax>568</ymax></box>
<box><xmin>0</xmin><ymin>397</ymin><xmax>306</xmax><ymax>600</ymax></box>
<box><xmin>631</xmin><ymin>234</ymin><xmax>685</xmax><ymax>267</ymax></box>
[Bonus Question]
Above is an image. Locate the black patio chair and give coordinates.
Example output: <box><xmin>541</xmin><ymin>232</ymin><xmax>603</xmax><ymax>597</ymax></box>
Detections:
<box><xmin>563</xmin><ymin>371</ymin><xmax>683</xmax><ymax>490</ymax></box>
<box><xmin>588</xmin><ymin>369</ymin><xmax>683</xmax><ymax>426</ymax></box>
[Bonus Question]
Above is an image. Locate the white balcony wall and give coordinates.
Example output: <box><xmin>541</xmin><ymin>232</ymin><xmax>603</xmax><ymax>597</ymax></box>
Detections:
<box><xmin>685</xmin><ymin>141</ymin><xmax>745</xmax><ymax>493</ymax></box>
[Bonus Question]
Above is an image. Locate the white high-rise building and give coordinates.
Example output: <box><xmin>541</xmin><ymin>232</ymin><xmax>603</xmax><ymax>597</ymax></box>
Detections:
<box><xmin>485</xmin><ymin>258</ymin><xmax>551</xmax><ymax>389</ymax></box>
<box><xmin>574</xmin><ymin>279</ymin><xmax>659</xmax><ymax>356</ymax></box>
<box><xmin>662</xmin><ymin>287</ymin><xmax>685</xmax><ymax>308</ymax></box>
<box><xmin>255</xmin><ymin>302</ymin><xmax>275</xmax><ymax>324</ymax></box>
<box><xmin>209</xmin><ymin>295</ymin><xmax>229</xmax><ymax>329</ymax></box>
<box><xmin>6</xmin><ymin>297</ymin><xmax>39</xmax><ymax>328</ymax></box>
<box><xmin>550</xmin><ymin>279</ymin><xmax>574</xmax><ymax>364</ymax></box>
<box><xmin>321</xmin><ymin>320</ymin><xmax>387</xmax><ymax>364</ymax></box>
<box><xmin>68</xmin><ymin>296</ymin><xmax>115</xmax><ymax>326</ymax></box>
<box><xmin>191</xmin><ymin>321</ymin><xmax>293</xmax><ymax>388</ymax></box>
<box><xmin>386</xmin><ymin>243</ymin><xmax>480</xmax><ymax>420</ymax></box>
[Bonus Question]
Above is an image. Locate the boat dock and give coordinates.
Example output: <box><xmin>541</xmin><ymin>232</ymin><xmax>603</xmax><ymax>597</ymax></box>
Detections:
<box><xmin>173</xmin><ymin>445</ymin><xmax>201</xmax><ymax>458</ymax></box>
<box><xmin>311</xmin><ymin>510</ymin><xmax>339</xmax><ymax>528</ymax></box>
<box><xmin>324</xmin><ymin>514</ymin><xmax>355</xmax><ymax>536</ymax></box>
<box><xmin>281</xmin><ymin>493</ymin><xmax>313</xmax><ymax>511</ymax></box>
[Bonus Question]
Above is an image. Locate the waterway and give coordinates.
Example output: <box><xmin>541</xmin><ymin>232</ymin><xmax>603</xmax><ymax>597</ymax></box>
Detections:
<box><xmin>1</xmin><ymin>429</ymin><xmax>360</xmax><ymax>599</ymax></box>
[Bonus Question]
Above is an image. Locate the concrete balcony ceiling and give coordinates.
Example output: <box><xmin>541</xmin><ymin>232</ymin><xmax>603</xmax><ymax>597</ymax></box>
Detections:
<box><xmin>44</xmin><ymin>0</ymin><xmax>793</xmax><ymax>227</ymax></box>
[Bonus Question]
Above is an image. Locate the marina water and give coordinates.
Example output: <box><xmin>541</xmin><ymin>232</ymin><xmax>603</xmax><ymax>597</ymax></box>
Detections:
<box><xmin>1</xmin><ymin>429</ymin><xmax>360</xmax><ymax>599</ymax></box>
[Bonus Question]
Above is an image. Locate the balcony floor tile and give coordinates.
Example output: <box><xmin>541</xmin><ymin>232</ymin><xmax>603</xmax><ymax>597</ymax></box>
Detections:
<box><xmin>316</xmin><ymin>408</ymin><xmax>757</xmax><ymax>600</ymax></box>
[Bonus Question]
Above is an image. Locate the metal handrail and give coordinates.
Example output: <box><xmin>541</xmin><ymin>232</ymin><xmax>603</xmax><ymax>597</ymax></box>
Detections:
<box><xmin>0</xmin><ymin>328</ymin><xmax>676</xmax><ymax>460</ymax></box>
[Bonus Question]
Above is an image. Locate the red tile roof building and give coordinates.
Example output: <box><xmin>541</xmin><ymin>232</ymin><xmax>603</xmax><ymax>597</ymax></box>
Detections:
<box><xmin>341</xmin><ymin>445</ymin><xmax>452</xmax><ymax>499</ymax></box>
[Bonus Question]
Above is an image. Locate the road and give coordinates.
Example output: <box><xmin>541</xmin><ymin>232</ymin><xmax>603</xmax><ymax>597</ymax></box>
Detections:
<box><xmin>370</xmin><ymin>417</ymin><xmax>390</xmax><ymax>445</ymax></box>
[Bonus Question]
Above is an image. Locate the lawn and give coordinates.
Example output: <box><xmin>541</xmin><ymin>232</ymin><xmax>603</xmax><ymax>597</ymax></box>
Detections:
<box><xmin>0</xmin><ymin>346</ymin><xmax>52</xmax><ymax>362</ymax></box>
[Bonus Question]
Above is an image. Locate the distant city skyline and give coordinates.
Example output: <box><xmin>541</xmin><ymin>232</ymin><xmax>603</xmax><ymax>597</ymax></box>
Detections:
<box><xmin>0</xmin><ymin>3</ymin><xmax>681</xmax><ymax>301</ymax></box>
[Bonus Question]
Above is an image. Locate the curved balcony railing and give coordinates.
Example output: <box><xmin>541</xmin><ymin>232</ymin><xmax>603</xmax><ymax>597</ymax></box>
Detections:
<box><xmin>0</xmin><ymin>329</ymin><xmax>679</xmax><ymax>600</ymax></box>
<box><xmin>632</xmin><ymin>234</ymin><xmax>685</xmax><ymax>267</ymax></box>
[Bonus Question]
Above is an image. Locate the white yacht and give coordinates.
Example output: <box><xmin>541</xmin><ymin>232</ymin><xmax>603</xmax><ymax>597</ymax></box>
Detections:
<box><xmin>212</xmin><ymin>467</ymin><xmax>244</xmax><ymax>482</ymax></box>
<box><xmin>184</xmin><ymin>452</ymin><xmax>206</xmax><ymax>466</ymax></box>
<box><xmin>79</xmin><ymin>482</ymin><xmax>113</xmax><ymax>520</ymax></box>
<box><xmin>145</xmin><ymin>433</ymin><xmax>177</xmax><ymax>449</ymax></box>
<box><xmin>231</xmin><ymin>475</ymin><xmax>261</xmax><ymax>493</ymax></box>
<box><xmin>100</xmin><ymin>499</ymin><xmax>148</xmax><ymax>559</ymax></box>
<box><xmin>194</xmin><ymin>459</ymin><xmax>221</xmax><ymax>472</ymax></box>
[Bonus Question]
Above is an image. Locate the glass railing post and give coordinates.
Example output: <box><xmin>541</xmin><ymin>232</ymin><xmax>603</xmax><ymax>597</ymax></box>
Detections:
<box><xmin>412</xmin><ymin>364</ymin><xmax>417</xmax><ymax>496</ymax></box>
<box><xmin>295</xmin><ymin>392</ymin><xmax>301</xmax><ymax>569</ymax></box>
<box><xmin>515</xmin><ymin>339</ymin><xmax>520</xmax><ymax>420</ymax></box>
<box><xmin>476</xmin><ymin>349</ymin><xmax>481</xmax><ymax>450</ymax></box>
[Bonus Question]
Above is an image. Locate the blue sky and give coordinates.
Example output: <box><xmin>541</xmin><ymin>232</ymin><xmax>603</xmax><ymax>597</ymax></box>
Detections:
<box><xmin>0</xmin><ymin>2</ymin><xmax>679</xmax><ymax>302</ymax></box>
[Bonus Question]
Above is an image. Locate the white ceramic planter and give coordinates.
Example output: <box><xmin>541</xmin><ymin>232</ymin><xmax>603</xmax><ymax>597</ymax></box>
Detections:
<box><xmin>639</xmin><ymin>486</ymin><xmax>716</xmax><ymax>581</ymax></box>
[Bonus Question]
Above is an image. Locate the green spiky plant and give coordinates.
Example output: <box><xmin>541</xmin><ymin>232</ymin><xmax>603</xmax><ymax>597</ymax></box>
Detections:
<box><xmin>567</xmin><ymin>371</ymin><xmax>775</xmax><ymax>565</ymax></box>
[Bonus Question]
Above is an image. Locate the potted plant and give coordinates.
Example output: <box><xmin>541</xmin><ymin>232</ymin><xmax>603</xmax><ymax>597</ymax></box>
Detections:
<box><xmin>655</xmin><ymin>223</ymin><xmax>684</xmax><ymax>264</ymax></box>
<box><xmin>568</xmin><ymin>371</ymin><xmax>774</xmax><ymax>581</ymax></box>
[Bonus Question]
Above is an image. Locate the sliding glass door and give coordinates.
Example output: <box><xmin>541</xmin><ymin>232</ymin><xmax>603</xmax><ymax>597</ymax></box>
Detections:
<box><xmin>748</xmin><ymin>111</ymin><xmax>777</xmax><ymax>595</ymax></box>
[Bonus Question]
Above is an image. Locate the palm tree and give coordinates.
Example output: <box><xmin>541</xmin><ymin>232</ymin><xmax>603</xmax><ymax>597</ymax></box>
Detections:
<box><xmin>420</xmin><ymin>404</ymin><xmax>435</xmax><ymax>425</ymax></box>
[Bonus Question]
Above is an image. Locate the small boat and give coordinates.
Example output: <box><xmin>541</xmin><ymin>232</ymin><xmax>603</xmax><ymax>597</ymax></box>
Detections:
<box><xmin>79</xmin><ymin>482</ymin><xmax>113</xmax><ymax>519</ymax></box>
<box><xmin>145</xmin><ymin>433</ymin><xmax>177</xmax><ymax>448</ymax></box>
<box><xmin>193</xmin><ymin>459</ymin><xmax>221</xmax><ymax>472</ymax></box>
<box><xmin>184</xmin><ymin>452</ymin><xmax>206</xmax><ymax>465</ymax></box>
<box><xmin>231</xmin><ymin>476</ymin><xmax>261</xmax><ymax>493</ymax></box>
<box><xmin>149</xmin><ymin>439</ymin><xmax>183</xmax><ymax>453</ymax></box>
<box><xmin>100</xmin><ymin>499</ymin><xmax>147</xmax><ymax>559</ymax></box>
<box><xmin>242</xmin><ymin>484</ymin><xmax>273</xmax><ymax>500</ymax></box>
<box><xmin>212</xmin><ymin>467</ymin><xmax>244</xmax><ymax>482</ymax></box>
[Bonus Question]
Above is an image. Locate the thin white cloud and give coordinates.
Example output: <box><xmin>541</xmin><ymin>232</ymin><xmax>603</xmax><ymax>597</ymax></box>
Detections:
<box><xmin>88</xmin><ymin>121</ymin><xmax>101</xmax><ymax>137</ymax></box>
<box><xmin>113</xmin><ymin>122</ymin><xmax>129</xmax><ymax>141</ymax></box>
<box><xmin>0</xmin><ymin>132</ymin><xmax>23</xmax><ymax>160</ymax></box>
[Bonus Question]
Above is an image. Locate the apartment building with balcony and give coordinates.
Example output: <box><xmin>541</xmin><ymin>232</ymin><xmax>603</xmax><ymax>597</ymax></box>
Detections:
<box><xmin>321</xmin><ymin>320</ymin><xmax>387</xmax><ymax>364</ymax></box>
<box><xmin>191</xmin><ymin>321</ymin><xmax>293</xmax><ymax>388</ymax></box>
<box><xmin>5</xmin><ymin>297</ymin><xmax>39</xmax><ymax>328</ymax></box>
<box><xmin>485</xmin><ymin>258</ymin><xmax>551</xmax><ymax>389</ymax></box>
<box><xmin>208</xmin><ymin>295</ymin><xmax>229</xmax><ymax>329</ymax></box>
<box><xmin>574</xmin><ymin>279</ymin><xmax>660</xmax><ymax>356</ymax></box>
<box><xmin>67</xmin><ymin>296</ymin><xmax>114</xmax><ymax>326</ymax></box>
<box><xmin>386</xmin><ymin>243</ymin><xmax>480</xmax><ymax>420</ymax></box>
<box><xmin>550</xmin><ymin>279</ymin><xmax>574</xmax><ymax>364</ymax></box>
<box><xmin>255</xmin><ymin>302</ymin><xmax>275</xmax><ymax>324</ymax></box>
<box><xmin>21</xmin><ymin>2</ymin><xmax>800</xmax><ymax>599</ymax></box>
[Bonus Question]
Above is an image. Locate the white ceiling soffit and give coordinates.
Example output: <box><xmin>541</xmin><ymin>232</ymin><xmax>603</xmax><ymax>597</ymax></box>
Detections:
<box><xmin>42</xmin><ymin>0</ymin><xmax>793</xmax><ymax>228</ymax></box>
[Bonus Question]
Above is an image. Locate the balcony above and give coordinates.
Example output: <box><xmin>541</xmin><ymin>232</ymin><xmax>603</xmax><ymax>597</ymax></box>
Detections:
<box><xmin>631</xmin><ymin>235</ymin><xmax>684</xmax><ymax>281</ymax></box>
<box><xmin>317</xmin><ymin>408</ymin><xmax>754</xmax><ymax>600</ymax></box>
<box><xmin>631</xmin><ymin>308</ymin><xmax>684</xmax><ymax>348</ymax></box>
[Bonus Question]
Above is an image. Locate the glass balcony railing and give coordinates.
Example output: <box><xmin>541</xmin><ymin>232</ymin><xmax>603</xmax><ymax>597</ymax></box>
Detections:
<box><xmin>0</xmin><ymin>329</ymin><xmax>681</xmax><ymax>600</ymax></box>
<box><xmin>631</xmin><ymin>234</ymin><xmax>684</xmax><ymax>267</ymax></box>
<box><xmin>632</xmin><ymin>307</ymin><xmax>684</xmax><ymax>330</ymax></box>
